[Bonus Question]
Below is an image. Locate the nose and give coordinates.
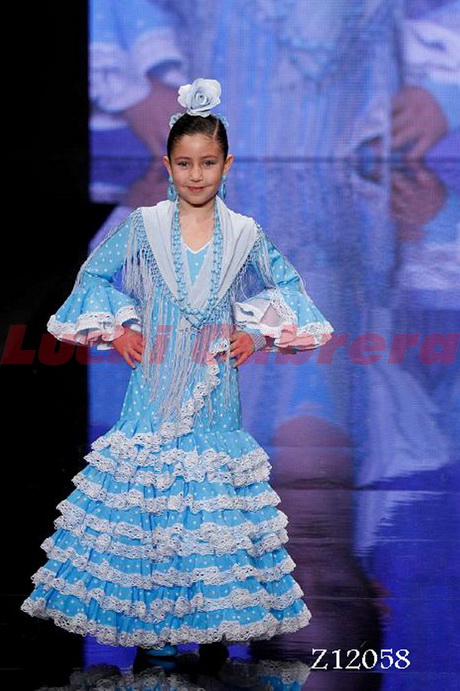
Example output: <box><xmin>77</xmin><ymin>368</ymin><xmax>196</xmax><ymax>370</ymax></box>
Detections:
<box><xmin>189</xmin><ymin>165</ymin><xmax>203</xmax><ymax>181</ymax></box>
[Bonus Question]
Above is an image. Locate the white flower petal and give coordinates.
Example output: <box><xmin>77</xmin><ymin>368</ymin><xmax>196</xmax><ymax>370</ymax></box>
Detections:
<box><xmin>177</xmin><ymin>83</ymin><xmax>192</xmax><ymax>109</ymax></box>
<box><xmin>177</xmin><ymin>78</ymin><xmax>222</xmax><ymax>114</ymax></box>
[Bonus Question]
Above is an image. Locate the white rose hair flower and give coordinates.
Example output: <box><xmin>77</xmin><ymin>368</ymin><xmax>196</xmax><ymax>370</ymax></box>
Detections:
<box><xmin>177</xmin><ymin>78</ymin><xmax>221</xmax><ymax>117</ymax></box>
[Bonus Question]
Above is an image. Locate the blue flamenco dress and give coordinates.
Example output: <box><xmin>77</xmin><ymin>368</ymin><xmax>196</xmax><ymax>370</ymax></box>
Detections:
<box><xmin>20</xmin><ymin>199</ymin><xmax>333</xmax><ymax>648</ymax></box>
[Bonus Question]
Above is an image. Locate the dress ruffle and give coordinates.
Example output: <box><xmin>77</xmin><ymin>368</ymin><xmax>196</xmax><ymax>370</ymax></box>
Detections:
<box><xmin>21</xmin><ymin>337</ymin><xmax>312</xmax><ymax>647</ymax></box>
<box><xmin>21</xmin><ymin>424</ymin><xmax>312</xmax><ymax>647</ymax></box>
<box><xmin>234</xmin><ymin>286</ymin><xmax>333</xmax><ymax>350</ymax></box>
<box><xmin>47</xmin><ymin>282</ymin><xmax>142</xmax><ymax>350</ymax></box>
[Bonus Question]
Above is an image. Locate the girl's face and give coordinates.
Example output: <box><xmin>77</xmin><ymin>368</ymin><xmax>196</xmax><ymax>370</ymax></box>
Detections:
<box><xmin>163</xmin><ymin>134</ymin><xmax>233</xmax><ymax>209</ymax></box>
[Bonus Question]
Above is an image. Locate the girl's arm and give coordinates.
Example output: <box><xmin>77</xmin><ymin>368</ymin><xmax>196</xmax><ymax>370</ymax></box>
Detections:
<box><xmin>47</xmin><ymin>212</ymin><xmax>142</xmax><ymax>349</ymax></box>
<box><xmin>234</xmin><ymin>226</ymin><xmax>333</xmax><ymax>353</ymax></box>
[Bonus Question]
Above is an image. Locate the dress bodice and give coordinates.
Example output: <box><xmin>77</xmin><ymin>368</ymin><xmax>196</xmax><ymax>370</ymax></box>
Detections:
<box><xmin>183</xmin><ymin>240</ymin><xmax>210</xmax><ymax>284</ymax></box>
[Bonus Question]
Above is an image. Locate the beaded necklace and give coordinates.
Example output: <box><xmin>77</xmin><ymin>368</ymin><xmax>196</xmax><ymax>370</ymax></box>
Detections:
<box><xmin>171</xmin><ymin>199</ymin><xmax>223</xmax><ymax>328</ymax></box>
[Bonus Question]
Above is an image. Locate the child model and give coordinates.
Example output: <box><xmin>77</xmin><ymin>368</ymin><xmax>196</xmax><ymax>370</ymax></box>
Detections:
<box><xmin>21</xmin><ymin>79</ymin><xmax>333</xmax><ymax>656</ymax></box>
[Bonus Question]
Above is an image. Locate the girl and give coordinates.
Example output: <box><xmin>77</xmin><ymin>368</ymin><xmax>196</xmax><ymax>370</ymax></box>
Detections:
<box><xmin>21</xmin><ymin>79</ymin><xmax>333</xmax><ymax>657</ymax></box>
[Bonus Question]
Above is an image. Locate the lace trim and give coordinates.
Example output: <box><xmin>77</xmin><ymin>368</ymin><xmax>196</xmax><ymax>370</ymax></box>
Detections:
<box><xmin>34</xmin><ymin>546</ymin><xmax>296</xmax><ymax>588</ymax></box>
<box><xmin>269</xmin><ymin>288</ymin><xmax>298</xmax><ymax>323</ymax></box>
<box><xmin>84</xmin><ymin>444</ymin><xmax>271</xmax><ymax>485</ymax></box>
<box><xmin>246</xmin><ymin>330</ymin><xmax>269</xmax><ymax>351</ymax></box>
<box><xmin>20</xmin><ymin>598</ymin><xmax>312</xmax><ymax>647</ymax></box>
<box><xmin>297</xmin><ymin>320</ymin><xmax>334</xmax><ymax>338</ymax></box>
<box><xmin>235</xmin><ymin>289</ymin><xmax>334</xmax><ymax>349</ymax></box>
<box><xmin>47</xmin><ymin>305</ymin><xmax>141</xmax><ymax>346</ymax></box>
<box><xmin>71</xmin><ymin>474</ymin><xmax>281</xmax><ymax>513</ymax></box>
<box><xmin>43</xmin><ymin>523</ymin><xmax>289</xmax><ymax>560</ymax></box>
<box><xmin>91</xmin><ymin>341</ymin><xmax>226</xmax><ymax>450</ymax></box>
<box><xmin>53</xmin><ymin>504</ymin><xmax>288</xmax><ymax>563</ymax></box>
<box><xmin>55</xmin><ymin>497</ymin><xmax>287</xmax><ymax>540</ymax></box>
<box><xmin>25</xmin><ymin>570</ymin><xmax>305</xmax><ymax>623</ymax></box>
<box><xmin>251</xmin><ymin>318</ymin><xmax>333</xmax><ymax>349</ymax></box>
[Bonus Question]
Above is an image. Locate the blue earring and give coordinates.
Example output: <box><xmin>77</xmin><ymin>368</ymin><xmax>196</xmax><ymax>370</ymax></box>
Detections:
<box><xmin>167</xmin><ymin>175</ymin><xmax>178</xmax><ymax>201</ymax></box>
<box><xmin>218</xmin><ymin>174</ymin><xmax>227</xmax><ymax>201</ymax></box>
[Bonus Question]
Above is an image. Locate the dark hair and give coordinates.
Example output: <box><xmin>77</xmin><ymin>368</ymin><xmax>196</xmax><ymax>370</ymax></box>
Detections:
<box><xmin>166</xmin><ymin>113</ymin><xmax>229</xmax><ymax>159</ymax></box>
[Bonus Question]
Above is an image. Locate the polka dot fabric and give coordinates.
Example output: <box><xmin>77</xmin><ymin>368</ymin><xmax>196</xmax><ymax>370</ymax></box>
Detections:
<box><xmin>20</xmin><ymin>211</ymin><xmax>319</xmax><ymax>648</ymax></box>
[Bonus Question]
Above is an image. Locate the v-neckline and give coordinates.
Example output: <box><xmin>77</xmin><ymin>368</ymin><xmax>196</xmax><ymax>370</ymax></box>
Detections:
<box><xmin>182</xmin><ymin>238</ymin><xmax>211</xmax><ymax>254</ymax></box>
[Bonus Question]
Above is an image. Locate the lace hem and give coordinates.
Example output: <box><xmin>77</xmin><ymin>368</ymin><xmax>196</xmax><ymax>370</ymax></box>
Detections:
<box><xmin>20</xmin><ymin>598</ymin><xmax>312</xmax><ymax>647</ymax></box>
<box><xmin>84</xmin><ymin>444</ymin><xmax>271</xmax><ymax>487</ymax></box>
<box><xmin>33</xmin><ymin>549</ymin><xmax>296</xmax><ymax>588</ymax></box>
<box><xmin>55</xmin><ymin>497</ymin><xmax>287</xmax><ymax>541</ymax></box>
<box><xmin>47</xmin><ymin>305</ymin><xmax>141</xmax><ymax>349</ymax></box>
<box><xmin>89</xmin><ymin>439</ymin><xmax>269</xmax><ymax>468</ymax></box>
<box><xmin>43</xmin><ymin>524</ymin><xmax>289</xmax><ymax>560</ymax></box>
<box><xmin>71</xmin><ymin>473</ymin><xmax>281</xmax><ymax>513</ymax></box>
<box><xmin>25</xmin><ymin>572</ymin><xmax>305</xmax><ymax>623</ymax></box>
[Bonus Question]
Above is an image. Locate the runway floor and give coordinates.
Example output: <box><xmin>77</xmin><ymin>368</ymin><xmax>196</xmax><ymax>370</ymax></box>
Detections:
<box><xmin>2</xmin><ymin>159</ymin><xmax>459</xmax><ymax>689</ymax></box>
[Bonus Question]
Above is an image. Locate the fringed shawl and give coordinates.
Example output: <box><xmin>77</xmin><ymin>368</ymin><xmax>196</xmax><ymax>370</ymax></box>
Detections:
<box><xmin>122</xmin><ymin>198</ymin><xmax>270</xmax><ymax>426</ymax></box>
<box><xmin>73</xmin><ymin>197</ymin><xmax>286</xmax><ymax>429</ymax></box>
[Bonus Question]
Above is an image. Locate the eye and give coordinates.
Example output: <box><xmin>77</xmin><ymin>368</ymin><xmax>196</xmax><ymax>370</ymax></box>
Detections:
<box><xmin>204</xmin><ymin>160</ymin><xmax>217</xmax><ymax>166</ymax></box>
<box><xmin>176</xmin><ymin>161</ymin><xmax>188</xmax><ymax>168</ymax></box>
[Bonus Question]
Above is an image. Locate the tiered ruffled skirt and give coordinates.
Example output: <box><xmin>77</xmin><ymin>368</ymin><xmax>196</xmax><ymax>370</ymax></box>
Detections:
<box><xmin>21</xmin><ymin>365</ymin><xmax>312</xmax><ymax>647</ymax></box>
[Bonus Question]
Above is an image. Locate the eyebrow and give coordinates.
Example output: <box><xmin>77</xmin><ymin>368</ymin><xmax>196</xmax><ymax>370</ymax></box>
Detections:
<box><xmin>173</xmin><ymin>154</ymin><xmax>219</xmax><ymax>160</ymax></box>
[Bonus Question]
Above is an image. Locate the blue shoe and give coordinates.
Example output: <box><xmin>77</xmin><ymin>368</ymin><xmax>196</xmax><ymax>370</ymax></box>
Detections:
<box><xmin>144</xmin><ymin>644</ymin><xmax>178</xmax><ymax>656</ymax></box>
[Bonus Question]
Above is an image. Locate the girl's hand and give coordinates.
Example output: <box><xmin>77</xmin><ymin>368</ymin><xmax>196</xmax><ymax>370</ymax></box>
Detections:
<box><xmin>229</xmin><ymin>330</ymin><xmax>255</xmax><ymax>368</ymax></box>
<box><xmin>112</xmin><ymin>327</ymin><xmax>144</xmax><ymax>368</ymax></box>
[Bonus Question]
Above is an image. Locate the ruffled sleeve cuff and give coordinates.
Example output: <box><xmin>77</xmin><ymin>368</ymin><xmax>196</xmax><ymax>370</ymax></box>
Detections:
<box><xmin>47</xmin><ymin>284</ymin><xmax>142</xmax><ymax>350</ymax></box>
<box><xmin>245</xmin><ymin>330</ymin><xmax>270</xmax><ymax>352</ymax></box>
<box><xmin>234</xmin><ymin>288</ymin><xmax>333</xmax><ymax>352</ymax></box>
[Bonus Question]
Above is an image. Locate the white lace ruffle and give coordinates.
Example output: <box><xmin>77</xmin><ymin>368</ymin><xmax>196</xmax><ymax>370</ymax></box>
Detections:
<box><xmin>43</xmin><ymin>523</ymin><xmax>289</xmax><ymax>560</ymax></box>
<box><xmin>234</xmin><ymin>288</ymin><xmax>333</xmax><ymax>350</ymax></box>
<box><xmin>26</xmin><ymin>569</ymin><xmax>305</xmax><ymax>624</ymax></box>
<box><xmin>269</xmin><ymin>287</ymin><xmax>298</xmax><ymax>322</ymax></box>
<box><xmin>47</xmin><ymin>305</ymin><xmax>141</xmax><ymax>349</ymax></box>
<box><xmin>34</xmin><ymin>545</ymin><xmax>296</xmax><ymax>588</ymax></box>
<box><xmin>82</xmin><ymin>337</ymin><xmax>244</xmax><ymax>469</ymax></box>
<box><xmin>90</xmin><ymin>364</ymin><xmax>223</xmax><ymax>456</ymax></box>
<box><xmin>84</xmin><ymin>444</ymin><xmax>271</xmax><ymax>487</ymax></box>
<box><xmin>71</xmin><ymin>473</ymin><xmax>281</xmax><ymax>513</ymax></box>
<box><xmin>55</xmin><ymin>496</ymin><xmax>288</xmax><ymax>540</ymax></box>
<box><xmin>53</xmin><ymin>501</ymin><xmax>289</xmax><ymax>555</ymax></box>
<box><xmin>20</xmin><ymin>597</ymin><xmax>312</xmax><ymax>647</ymax></box>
